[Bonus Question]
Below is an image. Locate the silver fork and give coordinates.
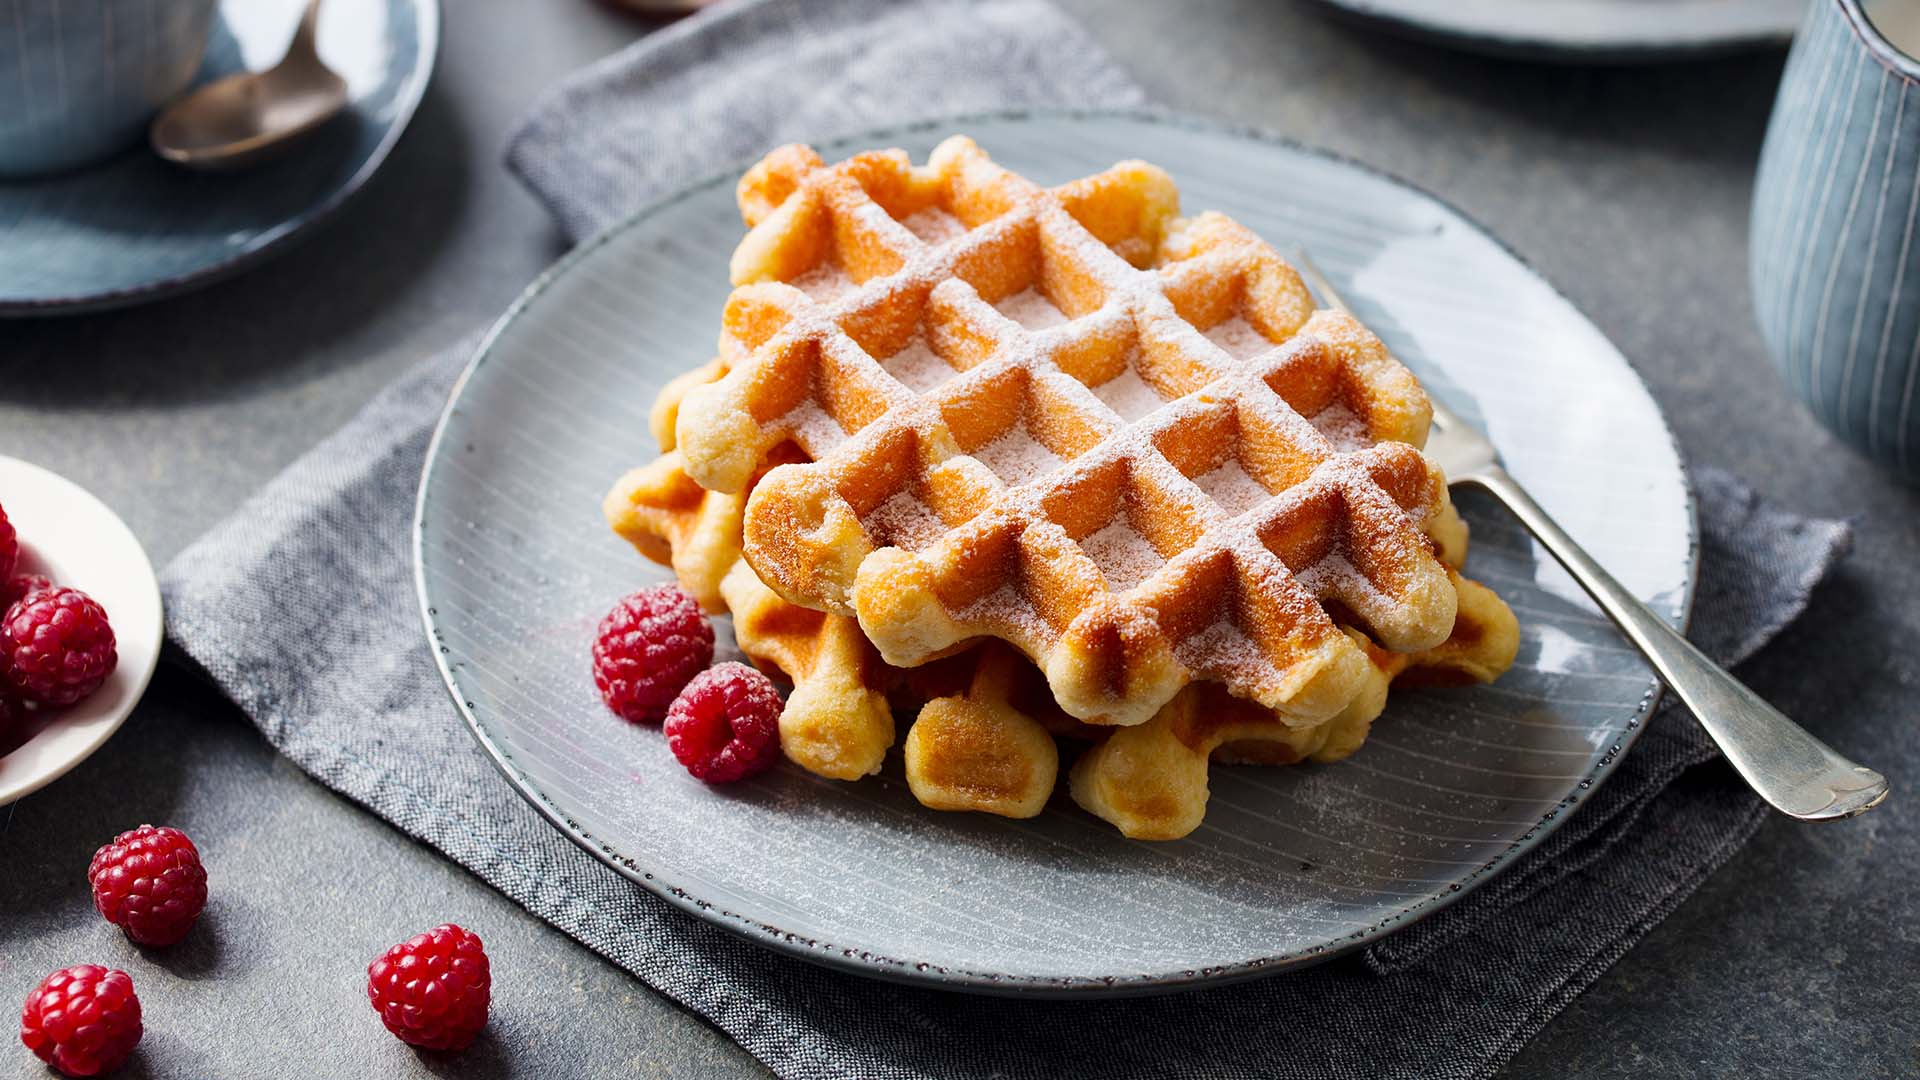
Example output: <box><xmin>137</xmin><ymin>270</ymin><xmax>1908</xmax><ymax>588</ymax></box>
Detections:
<box><xmin>1293</xmin><ymin>252</ymin><xmax>1887</xmax><ymax>822</ymax></box>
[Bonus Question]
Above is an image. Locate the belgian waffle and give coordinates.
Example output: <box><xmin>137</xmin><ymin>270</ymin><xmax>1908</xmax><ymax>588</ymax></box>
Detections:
<box><xmin>1065</xmin><ymin>563</ymin><xmax>1518</xmax><ymax>839</ymax></box>
<box><xmin>903</xmin><ymin>645</ymin><xmax>1061</xmax><ymax>819</ymax></box>
<box><xmin>607</xmin><ymin>433</ymin><xmax>1512</xmax><ymax>835</ymax></box>
<box><xmin>903</xmin><ymin>498</ymin><xmax>1516</xmax><ymax>838</ymax></box>
<box><xmin>607</xmin><ymin>445</ymin><xmax>898</xmax><ymax>782</ymax></box>
<box><xmin>676</xmin><ymin>136</ymin><xmax>1459</xmax><ymax>728</ymax></box>
<box><xmin>611</xmin><ymin>360</ymin><xmax>1514</xmax><ymax>836</ymax></box>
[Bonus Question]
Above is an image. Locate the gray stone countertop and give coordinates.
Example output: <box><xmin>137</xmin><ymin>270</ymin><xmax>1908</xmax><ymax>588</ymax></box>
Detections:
<box><xmin>1</xmin><ymin>1</ymin><xmax>1915</xmax><ymax>1076</ymax></box>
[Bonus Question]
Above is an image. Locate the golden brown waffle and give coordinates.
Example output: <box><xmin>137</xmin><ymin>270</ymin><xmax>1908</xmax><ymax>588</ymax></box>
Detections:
<box><xmin>903</xmin><ymin>646</ymin><xmax>1060</xmax><ymax>819</ymax></box>
<box><xmin>1067</xmin><ymin>565</ymin><xmax>1519</xmax><ymax>840</ymax></box>
<box><xmin>606</xmin><ymin>445</ymin><xmax>897</xmax><ymax>781</ymax></box>
<box><xmin>606</xmin><ymin>436</ymin><xmax>1064</xmax><ymax>809</ymax></box>
<box><xmin>905</xmin><ymin>500</ymin><xmax>1517</xmax><ymax>838</ymax></box>
<box><xmin>609</xmin><ymin>403</ymin><xmax>1513</xmax><ymax>833</ymax></box>
<box><xmin>606</xmin><ymin>448</ymin><xmax>742</xmax><ymax>614</ymax></box>
<box><xmin>675</xmin><ymin>136</ymin><xmax>1459</xmax><ymax>729</ymax></box>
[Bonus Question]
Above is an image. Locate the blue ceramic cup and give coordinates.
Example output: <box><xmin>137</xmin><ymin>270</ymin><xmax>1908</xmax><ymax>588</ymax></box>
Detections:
<box><xmin>1752</xmin><ymin>0</ymin><xmax>1920</xmax><ymax>478</ymax></box>
<box><xmin>0</xmin><ymin>0</ymin><xmax>218</xmax><ymax>178</ymax></box>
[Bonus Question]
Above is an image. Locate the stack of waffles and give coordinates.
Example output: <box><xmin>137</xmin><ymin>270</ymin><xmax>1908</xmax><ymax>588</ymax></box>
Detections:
<box><xmin>604</xmin><ymin>136</ymin><xmax>1518</xmax><ymax>840</ymax></box>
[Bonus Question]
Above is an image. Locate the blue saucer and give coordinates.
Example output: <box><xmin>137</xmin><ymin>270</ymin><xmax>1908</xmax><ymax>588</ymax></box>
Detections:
<box><xmin>0</xmin><ymin>0</ymin><xmax>438</xmax><ymax>316</ymax></box>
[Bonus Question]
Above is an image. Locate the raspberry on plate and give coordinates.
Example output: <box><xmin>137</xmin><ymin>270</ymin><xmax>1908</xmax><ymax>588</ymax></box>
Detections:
<box><xmin>87</xmin><ymin>825</ymin><xmax>208</xmax><ymax>947</ymax></box>
<box><xmin>366</xmin><ymin>923</ymin><xmax>491</xmax><ymax>1052</ymax></box>
<box><xmin>663</xmin><ymin>662</ymin><xmax>784</xmax><ymax>783</ymax></box>
<box><xmin>0</xmin><ymin>502</ymin><xmax>14</xmax><ymax>583</ymax></box>
<box><xmin>19</xmin><ymin>965</ymin><xmax>142</xmax><ymax>1078</ymax></box>
<box><xmin>1</xmin><ymin>573</ymin><xmax>54</xmax><ymax>610</ymax></box>
<box><xmin>1</xmin><ymin>586</ymin><xmax>117</xmax><ymax>707</ymax></box>
<box><xmin>592</xmin><ymin>583</ymin><xmax>714</xmax><ymax>723</ymax></box>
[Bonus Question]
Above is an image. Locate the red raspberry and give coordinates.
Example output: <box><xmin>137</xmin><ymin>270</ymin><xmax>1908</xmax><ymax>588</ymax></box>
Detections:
<box><xmin>0</xmin><ymin>586</ymin><xmax>116</xmax><ymax>707</ymax></box>
<box><xmin>0</xmin><ymin>503</ymin><xmax>15</xmax><ymax>583</ymax></box>
<box><xmin>663</xmin><ymin>662</ymin><xmax>783</xmax><ymax>783</ymax></box>
<box><xmin>366</xmin><ymin>923</ymin><xmax>491</xmax><ymax>1051</ymax></box>
<box><xmin>19</xmin><ymin>965</ymin><xmax>142</xmax><ymax>1078</ymax></box>
<box><xmin>1</xmin><ymin>573</ymin><xmax>54</xmax><ymax>610</ymax></box>
<box><xmin>592</xmin><ymin>583</ymin><xmax>713</xmax><ymax>723</ymax></box>
<box><xmin>87</xmin><ymin>826</ymin><xmax>208</xmax><ymax>947</ymax></box>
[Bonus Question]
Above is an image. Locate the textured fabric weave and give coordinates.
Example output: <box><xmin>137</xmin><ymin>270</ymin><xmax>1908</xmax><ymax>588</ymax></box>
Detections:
<box><xmin>507</xmin><ymin>0</ymin><xmax>1145</xmax><ymax>245</ymax></box>
<box><xmin>163</xmin><ymin>2</ymin><xmax>1853</xmax><ymax>1077</ymax></box>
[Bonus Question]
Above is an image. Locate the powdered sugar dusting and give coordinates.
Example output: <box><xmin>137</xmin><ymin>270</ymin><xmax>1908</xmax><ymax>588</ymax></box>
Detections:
<box><xmin>1204</xmin><ymin>315</ymin><xmax>1272</xmax><ymax>360</ymax></box>
<box><xmin>865</xmin><ymin>491</ymin><xmax>943</xmax><ymax>551</ymax></box>
<box><xmin>1092</xmin><ymin>367</ymin><xmax>1167</xmax><ymax>420</ymax></box>
<box><xmin>782</xmin><ymin>401</ymin><xmax>847</xmax><ymax>454</ymax></box>
<box><xmin>1310</xmin><ymin>403</ymin><xmax>1372</xmax><ymax>452</ymax></box>
<box><xmin>1081</xmin><ymin>519</ymin><xmax>1164</xmax><ymax>592</ymax></box>
<box><xmin>792</xmin><ymin>261</ymin><xmax>854</xmax><ymax>301</ymax></box>
<box><xmin>1297</xmin><ymin>553</ymin><xmax>1389</xmax><ymax>609</ymax></box>
<box><xmin>995</xmin><ymin>288</ymin><xmax>1069</xmax><ymax>331</ymax></box>
<box><xmin>975</xmin><ymin>425</ymin><xmax>1064</xmax><ymax>486</ymax></box>
<box><xmin>707</xmin><ymin>145</ymin><xmax>1450</xmax><ymax>728</ymax></box>
<box><xmin>1175</xmin><ymin>618</ymin><xmax>1270</xmax><ymax>689</ymax></box>
<box><xmin>1196</xmin><ymin>459</ymin><xmax>1269</xmax><ymax>516</ymax></box>
<box><xmin>960</xmin><ymin>584</ymin><xmax>1046</xmax><ymax>639</ymax></box>
<box><xmin>882</xmin><ymin>337</ymin><xmax>958</xmax><ymax>393</ymax></box>
<box><xmin>901</xmin><ymin>208</ymin><xmax>967</xmax><ymax>246</ymax></box>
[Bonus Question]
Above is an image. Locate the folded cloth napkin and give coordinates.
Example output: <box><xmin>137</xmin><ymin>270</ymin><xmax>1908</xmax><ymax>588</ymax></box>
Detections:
<box><xmin>162</xmin><ymin>2</ymin><xmax>1854</xmax><ymax>1077</ymax></box>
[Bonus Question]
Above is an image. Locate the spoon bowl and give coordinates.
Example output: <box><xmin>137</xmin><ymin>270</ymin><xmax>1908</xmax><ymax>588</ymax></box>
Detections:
<box><xmin>151</xmin><ymin>0</ymin><xmax>347</xmax><ymax>170</ymax></box>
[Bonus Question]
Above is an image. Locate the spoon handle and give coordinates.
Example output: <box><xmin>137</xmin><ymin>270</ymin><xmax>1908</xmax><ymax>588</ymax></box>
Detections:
<box><xmin>291</xmin><ymin>0</ymin><xmax>324</xmax><ymax>60</ymax></box>
<box><xmin>1463</xmin><ymin>465</ymin><xmax>1887</xmax><ymax>822</ymax></box>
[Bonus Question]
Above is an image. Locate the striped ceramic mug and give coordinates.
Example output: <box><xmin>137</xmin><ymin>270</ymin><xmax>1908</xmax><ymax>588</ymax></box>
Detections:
<box><xmin>1752</xmin><ymin>0</ymin><xmax>1920</xmax><ymax>478</ymax></box>
<box><xmin>0</xmin><ymin>0</ymin><xmax>218</xmax><ymax>178</ymax></box>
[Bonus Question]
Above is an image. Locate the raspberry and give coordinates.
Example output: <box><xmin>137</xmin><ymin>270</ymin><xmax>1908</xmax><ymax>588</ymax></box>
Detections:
<box><xmin>19</xmin><ymin>965</ymin><xmax>142</xmax><ymax>1078</ymax></box>
<box><xmin>592</xmin><ymin>583</ymin><xmax>713</xmax><ymax>723</ymax></box>
<box><xmin>87</xmin><ymin>825</ymin><xmax>208</xmax><ymax>947</ymax></box>
<box><xmin>0</xmin><ymin>503</ymin><xmax>14</xmax><ymax>583</ymax></box>
<box><xmin>1</xmin><ymin>573</ymin><xmax>54</xmax><ymax>610</ymax></box>
<box><xmin>663</xmin><ymin>662</ymin><xmax>783</xmax><ymax>783</ymax></box>
<box><xmin>366</xmin><ymin>924</ymin><xmax>491</xmax><ymax>1051</ymax></box>
<box><xmin>0</xmin><ymin>586</ymin><xmax>116</xmax><ymax>707</ymax></box>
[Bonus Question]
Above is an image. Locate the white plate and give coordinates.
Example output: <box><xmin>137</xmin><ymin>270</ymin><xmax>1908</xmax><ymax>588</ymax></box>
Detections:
<box><xmin>0</xmin><ymin>456</ymin><xmax>164</xmax><ymax>805</ymax></box>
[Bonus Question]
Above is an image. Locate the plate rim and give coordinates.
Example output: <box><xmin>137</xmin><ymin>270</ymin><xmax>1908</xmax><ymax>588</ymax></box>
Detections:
<box><xmin>0</xmin><ymin>0</ymin><xmax>442</xmax><ymax>317</ymax></box>
<box><xmin>0</xmin><ymin>455</ymin><xmax>165</xmax><ymax>806</ymax></box>
<box><xmin>1307</xmin><ymin>0</ymin><xmax>1802</xmax><ymax>62</ymax></box>
<box><xmin>414</xmin><ymin>105</ymin><xmax>1700</xmax><ymax>997</ymax></box>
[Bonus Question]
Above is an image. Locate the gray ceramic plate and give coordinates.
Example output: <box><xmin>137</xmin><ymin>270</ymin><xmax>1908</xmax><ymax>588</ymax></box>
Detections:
<box><xmin>1311</xmin><ymin>0</ymin><xmax>1805</xmax><ymax>61</ymax></box>
<box><xmin>0</xmin><ymin>0</ymin><xmax>438</xmax><ymax>316</ymax></box>
<box><xmin>416</xmin><ymin>110</ymin><xmax>1695</xmax><ymax>996</ymax></box>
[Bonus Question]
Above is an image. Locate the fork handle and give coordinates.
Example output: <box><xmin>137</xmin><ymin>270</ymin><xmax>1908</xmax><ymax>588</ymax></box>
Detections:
<box><xmin>1462</xmin><ymin>465</ymin><xmax>1887</xmax><ymax>822</ymax></box>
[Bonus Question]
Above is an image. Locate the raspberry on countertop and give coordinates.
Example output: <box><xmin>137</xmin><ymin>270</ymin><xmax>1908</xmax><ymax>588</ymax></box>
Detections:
<box><xmin>87</xmin><ymin>825</ymin><xmax>209</xmax><ymax>947</ymax></box>
<box><xmin>19</xmin><ymin>965</ymin><xmax>142</xmax><ymax>1078</ymax></box>
<box><xmin>366</xmin><ymin>923</ymin><xmax>492</xmax><ymax>1052</ymax></box>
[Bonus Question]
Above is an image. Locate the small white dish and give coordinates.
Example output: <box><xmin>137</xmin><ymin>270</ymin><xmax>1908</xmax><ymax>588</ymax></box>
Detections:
<box><xmin>0</xmin><ymin>455</ymin><xmax>163</xmax><ymax>805</ymax></box>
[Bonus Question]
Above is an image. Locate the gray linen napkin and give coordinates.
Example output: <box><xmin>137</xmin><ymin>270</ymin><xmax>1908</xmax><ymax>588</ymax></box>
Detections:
<box><xmin>163</xmin><ymin>2</ymin><xmax>1854</xmax><ymax>1078</ymax></box>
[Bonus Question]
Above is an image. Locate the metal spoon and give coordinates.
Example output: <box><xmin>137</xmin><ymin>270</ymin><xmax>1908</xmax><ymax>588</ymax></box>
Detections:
<box><xmin>150</xmin><ymin>0</ymin><xmax>347</xmax><ymax>171</ymax></box>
